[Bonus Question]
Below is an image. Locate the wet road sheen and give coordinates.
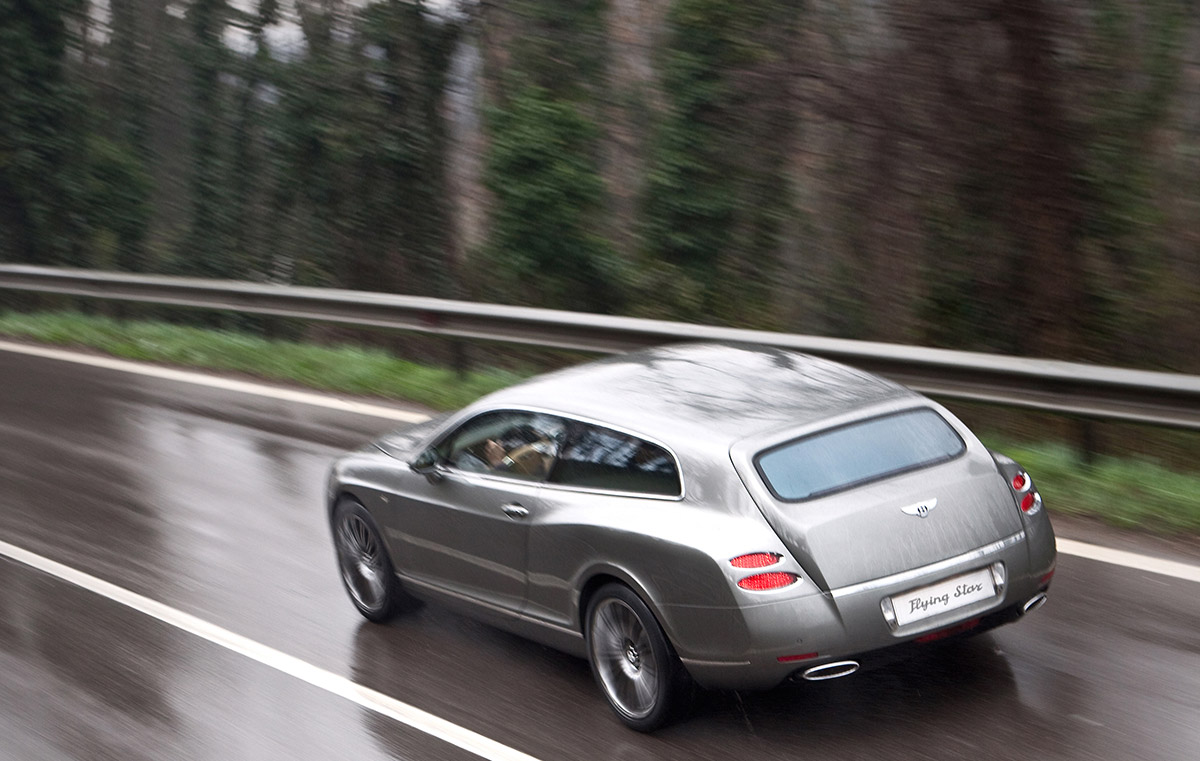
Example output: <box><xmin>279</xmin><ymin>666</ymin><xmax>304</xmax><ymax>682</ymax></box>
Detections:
<box><xmin>1</xmin><ymin>348</ymin><xmax>1198</xmax><ymax>760</ymax></box>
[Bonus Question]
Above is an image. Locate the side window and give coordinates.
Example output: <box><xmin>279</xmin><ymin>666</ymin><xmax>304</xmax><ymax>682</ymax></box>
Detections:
<box><xmin>549</xmin><ymin>422</ymin><xmax>681</xmax><ymax>497</ymax></box>
<box><xmin>441</xmin><ymin>410</ymin><xmax>564</xmax><ymax>481</ymax></box>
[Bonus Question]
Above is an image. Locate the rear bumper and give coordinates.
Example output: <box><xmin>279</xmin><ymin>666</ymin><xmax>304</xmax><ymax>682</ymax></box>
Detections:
<box><xmin>826</xmin><ymin>590</ymin><xmax>1047</xmax><ymax>677</ymax></box>
<box><xmin>675</xmin><ymin>525</ymin><xmax>1056</xmax><ymax>690</ymax></box>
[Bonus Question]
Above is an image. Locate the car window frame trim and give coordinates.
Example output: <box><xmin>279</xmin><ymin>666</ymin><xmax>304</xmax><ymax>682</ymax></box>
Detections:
<box><xmin>436</xmin><ymin>408</ymin><xmax>563</xmax><ymax>484</ymax></box>
<box><xmin>425</xmin><ymin>404</ymin><xmax>687</xmax><ymax>501</ymax></box>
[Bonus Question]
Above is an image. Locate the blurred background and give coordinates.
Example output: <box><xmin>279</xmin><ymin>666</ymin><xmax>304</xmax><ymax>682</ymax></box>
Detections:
<box><xmin>2</xmin><ymin>0</ymin><xmax>1199</xmax><ymax>371</ymax></box>
<box><xmin>2</xmin><ymin>13</ymin><xmax>1200</xmax><ymax>758</ymax></box>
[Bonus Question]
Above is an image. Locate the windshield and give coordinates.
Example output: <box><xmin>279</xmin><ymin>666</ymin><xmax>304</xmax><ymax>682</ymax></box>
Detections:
<box><xmin>755</xmin><ymin>408</ymin><xmax>965</xmax><ymax>501</ymax></box>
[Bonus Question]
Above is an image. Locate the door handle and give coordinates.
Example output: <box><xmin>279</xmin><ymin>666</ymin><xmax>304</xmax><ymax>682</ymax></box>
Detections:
<box><xmin>501</xmin><ymin>503</ymin><xmax>529</xmax><ymax>519</ymax></box>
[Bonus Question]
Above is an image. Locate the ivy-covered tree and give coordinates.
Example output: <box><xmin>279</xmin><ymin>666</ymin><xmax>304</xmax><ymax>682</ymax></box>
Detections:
<box><xmin>180</xmin><ymin>0</ymin><xmax>235</xmax><ymax>277</ymax></box>
<box><xmin>352</xmin><ymin>0</ymin><xmax>459</xmax><ymax>296</ymax></box>
<box><xmin>1070</xmin><ymin>0</ymin><xmax>1187</xmax><ymax>365</ymax></box>
<box><xmin>480</xmin><ymin>0</ymin><xmax>623</xmax><ymax>312</ymax></box>
<box><xmin>0</xmin><ymin>0</ymin><xmax>90</xmax><ymax>264</ymax></box>
<box><xmin>86</xmin><ymin>0</ymin><xmax>155</xmax><ymax>271</ymax></box>
<box><xmin>485</xmin><ymin>84</ymin><xmax>622</xmax><ymax>310</ymax></box>
<box><xmin>638</xmin><ymin>0</ymin><xmax>800</xmax><ymax>327</ymax></box>
<box><xmin>228</xmin><ymin>0</ymin><xmax>280</xmax><ymax>282</ymax></box>
<box><xmin>273</xmin><ymin>0</ymin><xmax>458</xmax><ymax>294</ymax></box>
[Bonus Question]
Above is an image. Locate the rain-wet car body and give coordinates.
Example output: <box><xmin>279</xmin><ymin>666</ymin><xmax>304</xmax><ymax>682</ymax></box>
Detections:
<box><xmin>327</xmin><ymin>343</ymin><xmax>1056</xmax><ymax>730</ymax></box>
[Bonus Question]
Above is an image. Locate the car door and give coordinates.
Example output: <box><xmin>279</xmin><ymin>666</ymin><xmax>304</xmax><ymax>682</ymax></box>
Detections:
<box><xmin>388</xmin><ymin>409</ymin><xmax>564</xmax><ymax>613</ymax></box>
<box><xmin>525</xmin><ymin>420</ymin><xmax>684</xmax><ymax>628</ymax></box>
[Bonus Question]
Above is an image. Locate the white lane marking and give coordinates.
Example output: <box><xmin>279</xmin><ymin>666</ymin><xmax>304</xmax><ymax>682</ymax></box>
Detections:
<box><xmin>0</xmin><ymin>538</ymin><xmax>543</xmax><ymax>761</ymax></box>
<box><xmin>1056</xmin><ymin>538</ymin><xmax>1200</xmax><ymax>584</ymax></box>
<box><xmin>3</xmin><ymin>340</ymin><xmax>1200</xmax><ymax>581</ymax></box>
<box><xmin>0</xmin><ymin>339</ymin><xmax>429</xmax><ymax>424</ymax></box>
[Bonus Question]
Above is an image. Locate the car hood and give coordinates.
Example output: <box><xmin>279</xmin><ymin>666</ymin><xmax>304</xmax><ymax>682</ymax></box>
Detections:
<box><xmin>373</xmin><ymin>413</ymin><xmax>451</xmax><ymax>461</ymax></box>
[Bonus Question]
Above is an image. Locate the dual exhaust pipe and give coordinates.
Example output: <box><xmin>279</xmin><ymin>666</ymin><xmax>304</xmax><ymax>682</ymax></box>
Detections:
<box><xmin>799</xmin><ymin>660</ymin><xmax>860</xmax><ymax>681</ymax></box>
<box><xmin>1023</xmin><ymin>592</ymin><xmax>1048</xmax><ymax>614</ymax></box>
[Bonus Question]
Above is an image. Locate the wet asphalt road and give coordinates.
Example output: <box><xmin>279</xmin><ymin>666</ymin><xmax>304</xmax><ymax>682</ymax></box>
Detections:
<box><xmin>1</xmin><ymin>346</ymin><xmax>1198</xmax><ymax>761</ymax></box>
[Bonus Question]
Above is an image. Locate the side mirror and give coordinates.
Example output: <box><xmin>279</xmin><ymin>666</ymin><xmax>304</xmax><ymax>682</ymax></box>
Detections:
<box><xmin>410</xmin><ymin>448</ymin><xmax>444</xmax><ymax>483</ymax></box>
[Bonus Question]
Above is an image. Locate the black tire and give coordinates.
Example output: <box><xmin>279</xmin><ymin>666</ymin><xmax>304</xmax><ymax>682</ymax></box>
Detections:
<box><xmin>585</xmin><ymin>583</ymin><xmax>692</xmax><ymax>732</ymax></box>
<box><xmin>331</xmin><ymin>497</ymin><xmax>406</xmax><ymax>622</ymax></box>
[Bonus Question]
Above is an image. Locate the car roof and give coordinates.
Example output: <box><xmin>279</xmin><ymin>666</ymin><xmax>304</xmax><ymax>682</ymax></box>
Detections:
<box><xmin>479</xmin><ymin>343</ymin><xmax>918</xmax><ymax>449</ymax></box>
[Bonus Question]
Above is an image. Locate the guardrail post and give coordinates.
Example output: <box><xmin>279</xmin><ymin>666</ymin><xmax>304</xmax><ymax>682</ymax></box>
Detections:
<box><xmin>451</xmin><ymin>339</ymin><xmax>469</xmax><ymax>379</ymax></box>
<box><xmin>1077</xmin><ymin>417</ymin><xmax>1098</xmax><ymax>466</ymax></box>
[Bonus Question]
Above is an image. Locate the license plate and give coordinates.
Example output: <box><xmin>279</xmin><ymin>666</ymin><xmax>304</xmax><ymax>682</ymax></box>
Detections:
<box><xmin>891</xmin><ymin>568</ymin><xmax>997</xmax><ymax>627</ymax></box>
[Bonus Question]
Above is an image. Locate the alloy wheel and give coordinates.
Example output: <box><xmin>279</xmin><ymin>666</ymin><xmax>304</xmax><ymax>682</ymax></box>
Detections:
<box><xmin>336</xmin><ymin>513</ymin><xmax>387</xmax><ymax>612</ymax></box>
<box><xmin>590</xmin><ymin>597</ymin><xmax>661</xmax><ymax>720</ymax></box>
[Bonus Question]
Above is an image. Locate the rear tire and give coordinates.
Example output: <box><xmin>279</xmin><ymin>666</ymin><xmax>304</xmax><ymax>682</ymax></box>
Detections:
<box><xmin>585</xmin><ymin>583</ymin><xmax>691</xmax><ymax>732</ymax></box>
<box><xmin>332</xmin><ymin>497</ymin><xmax>405</xmax><ymax>622</ymax></box>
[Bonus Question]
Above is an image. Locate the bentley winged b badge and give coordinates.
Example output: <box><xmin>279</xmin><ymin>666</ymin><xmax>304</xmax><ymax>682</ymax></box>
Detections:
<box><xmin>900</xmin><ymin>498</ymin><xmax>938</xmax><ymax>518</ymax></box>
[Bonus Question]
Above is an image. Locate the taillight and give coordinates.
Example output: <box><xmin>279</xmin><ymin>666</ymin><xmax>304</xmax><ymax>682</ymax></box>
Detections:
<box><xmin>730</xmin><ymin>552</ymin><xmax>781</xmax><ymax>569</ymax></box>
<box><xmin>1011</xmin><ymin>472</ymin><xmax>1030</xmax><ymax>492</ymax></box>
<box><xmin>1008</xmin><ymin>468</ymin><xmax>1042</xmax><ymax>515</ymax></box>
<box><xmin>737</xmin><ymin>572</ymin><xmax>799</xmax><ymax>591</ymax></box>
<box><xmin>1020</xmin><ymin>491</ymin><xmax>1042</xmax><ymax>513</ymax></box>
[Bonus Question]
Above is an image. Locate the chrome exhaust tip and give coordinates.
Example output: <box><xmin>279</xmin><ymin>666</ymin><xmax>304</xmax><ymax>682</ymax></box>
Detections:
<box><xmin>801</xmin><ymin>660</ymin><xmax>860</xmax><ymax>681</ymax></box>
<box><xmin>1023</xmin><ymin>593</ymin><xmax>1048</xmax><ymax>614</ymax></box>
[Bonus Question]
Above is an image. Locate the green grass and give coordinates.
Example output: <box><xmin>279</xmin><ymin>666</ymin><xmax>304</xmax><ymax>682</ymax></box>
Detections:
<box><xmin>0</xmin><ymin>311</ymin><xmax>524</xmax><ymax>411</ymax></box>
<box><xmin>983</xmin><ymin>438</ymin><xmax>1200</xmax><ymax>535</ymax></box>
<box><xmin>3</xmin><ymin>310</ymin><xmax>1200</xmax><ymax>536</ymax></box>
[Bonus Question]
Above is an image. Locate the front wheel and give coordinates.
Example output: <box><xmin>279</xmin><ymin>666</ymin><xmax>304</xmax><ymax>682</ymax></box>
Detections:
<box><xmin>586</xmin><ymin>583</ymin><xmax>691</xmax><ymax>732</ymax></box>
<box><xmin>332</xmin><ymin>497</ymin><xmax>406</xmax><ymax>622</ymax></box>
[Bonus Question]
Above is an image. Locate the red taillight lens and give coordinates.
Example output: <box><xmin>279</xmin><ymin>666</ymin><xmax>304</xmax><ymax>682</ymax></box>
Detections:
<box><xmin>737</xmin><ymin>572</ymin><xmax>799</xmax><ymax>591</ymax></box>
<box><xmin>1012</xmin><ymin>472</ymin><xmax>1030</xmax><ymax>492</ymax></box>
<box><xmin>1020</xmin><ymin>492</ymin><xmax>1036</xmax><ymax>511</ymax></box>
<box><xmin>915</xmin><ymin>618</ymin><xmax>980</xmax><ymax>644</ymax></box>
<box><xmin>777</xmin><ymin>652</ymin><xmax>818</xmax><ymax>663</ymax></box>
<box><xmin>730</xmin><ymin>552</ymin><xmax>781</xmax><ymax>569</ymax></box>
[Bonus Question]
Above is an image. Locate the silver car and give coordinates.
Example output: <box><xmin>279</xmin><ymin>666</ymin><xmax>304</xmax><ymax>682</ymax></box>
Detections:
<box><xmin>327</xmin><ymin>343</ymin><xmax>1056</xmax><ymax>731</ymax></box>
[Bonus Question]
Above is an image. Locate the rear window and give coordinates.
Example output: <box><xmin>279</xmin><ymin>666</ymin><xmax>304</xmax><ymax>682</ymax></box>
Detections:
<box><xmin>755</xmin><ymin>408</ymin><xmax>965</xmax><ymax>501</ymax></box>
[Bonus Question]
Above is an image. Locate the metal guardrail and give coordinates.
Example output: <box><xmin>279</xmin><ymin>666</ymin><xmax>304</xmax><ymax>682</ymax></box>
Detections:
<box><xmin>3</xmin><ymin>264</ymin><xmax>1200</xmax><ymax>429</ymax></box>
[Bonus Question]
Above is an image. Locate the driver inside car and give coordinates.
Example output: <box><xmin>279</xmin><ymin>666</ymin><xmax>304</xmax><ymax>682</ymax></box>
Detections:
<box><xmin>455</xmin><ymin>425</ymin><xmax>558</xmax><ymax>478</ymax></box>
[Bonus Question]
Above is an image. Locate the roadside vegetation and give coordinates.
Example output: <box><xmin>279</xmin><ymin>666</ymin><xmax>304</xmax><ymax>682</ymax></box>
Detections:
<box><xmin>2</xmin><ymin>309</ymin><xmax>1199</xmax><ymax>537</ymax></box>
<box><xmin>982</xmin><ymin>438</ymin><xmax>1200</xmax><ymax>535</ymax></box>
<box><xmin>0</xmin><ymin>311</ymin><xmax>521</xmax><ymax>411</ymax></box>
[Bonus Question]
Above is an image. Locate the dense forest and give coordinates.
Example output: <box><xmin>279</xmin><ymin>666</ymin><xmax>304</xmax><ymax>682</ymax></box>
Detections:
<box><xmin>2</xmin><ymin>0</ymin><xmax>1199</xmax><ymax>371</ymax></box>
